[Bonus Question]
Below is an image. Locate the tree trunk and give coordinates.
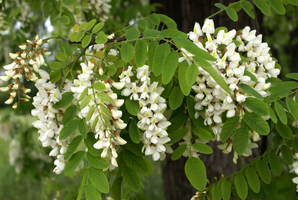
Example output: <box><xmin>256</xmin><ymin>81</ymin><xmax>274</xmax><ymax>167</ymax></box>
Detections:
<box><xmin>149</xmin><ymin>0</ymin><xmax>264</xmax><ymax>199</ymax></box>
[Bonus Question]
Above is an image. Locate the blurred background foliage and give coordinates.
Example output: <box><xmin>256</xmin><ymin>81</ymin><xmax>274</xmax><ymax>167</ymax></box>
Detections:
<box><xmin>0</xmin><ymin>0</ymin><xmax>298</xmax><ymax>199</ymax></box>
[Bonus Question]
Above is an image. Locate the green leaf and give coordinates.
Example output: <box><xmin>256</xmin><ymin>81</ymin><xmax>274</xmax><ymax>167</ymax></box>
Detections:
<box><xmin>53</xmin><ymin>92</ymin><xmax>74</xmax><ymax>109</ymax></box>
<box><xmin>143</xmin><ymin>29</ymin><xmax>160</xmax><ymax>38</ymax></box>
<box><xmin>226</xmin><ymin>7</ymin><xmax>238</xmax><ymax>22</ymax></box>
<box><xmin>92</xmin><ymin>22</ymin><xmax>105</xmax><ymax>34</ymax></box>
<box><xmin>84</xmin><ymin>132</ymin><xmax>102</xmax><ymax>157</ymax></box>
<box><xmin>80</xmin><ymin>87</ymin><xmax>89</xmax><ymax>101</ymax></box>
<box><xmin>274</xmin><ymin>101</ymin><xmax>287</xmax><ymax>125</ymax></box>
<box><xmin>152</xmin><ymin>43</ymin><xmax>170</xmax><ymax>76</ymax></box>
<box><xmin>85</xmin><ymin>19</ymin><xmax>97</xmax><ymax>31</ymax></box>
<box><xmin>122</xmin><ymin>166</ymin><xmax>141</xmax><ymax>191</ymax></box>
<box><xmin>50</xmin><ymin>70</ymin><xmax>61</xmax><ymax>83</ymax></box>
<box><xmin>235</xmin><ymin>174</ymin><xmax>248</xmax><ymax>200</ymax></box>
<box><xmin>43</xmin><ymin>1</ymin><xmax>52</xmax><ymax>18</ymax></box>
<box><xmin>293</xmin><ymin>139</ymin><xmax>298</xmax><ymax>153</ymax></box>
<box><xmin>185</xmin><ymin>157</ymin><xmax>207</xmax><ymax>191</ymax></box>
<box><xmin>268</xmin><ymin>105</ymin><xmax>277</xmax><ymax>123</ymax></box>
<box><xmin>148</xmin><ymin>41</ymin><xmax>158</xmax><ymax>69</ymax></box>
<box><xmin>88</xmin><ymin>167</ymin><xmax>109</xmax><ymax>193</ymax></box>
<box><xmin>253</xmin><ymin>0</ymin><xmax>271</xmax><ymax>16</ymax></box>
<box><xmin>86</xmin><ymin>153</ymin><xmax>109</xmax><ymax>169</ymax></box>
<box><xmin>60</xmin><ymin>119</ymin><xmax>79</xmax><ymax>140</ymax></box>
<box><xmin>135</xmin><ymin>40</ymin><xmax>147</xmax><ymax>67</ymax></box>
<box><xmin>63</xmin><ymin>0</ymin><xmax>77</xmax><ymax>6</ymax></box>
<box><xmin>268</xmin><ymin>152</ymin><xmax>282</xmax><ymax>175</ymax></box>
<box><xmin>112</xmin><ymin>177</ymin><xmax>122</xmax><ymax>200</ymax></box>
<box><xmin>157</xmin><ymin>14</ymin><xmax>177</xmax><ymax>29</ymax></box>
<box><xmin>75</xmin><ymin>31</ymin><xmax>85</xmax><ymax>42</ymax></box>
<box><xmin>84</xmin><ymin>184</ymin><xmax>102</xmax><ymax>200</ymax></box>
<box><xmin>286</xmin><ymin>0</ymin><xmax>298</xmax><ymax>6</ymax></box>
<box><xmin>136</xmin><ymin>193</ymin><xmax>149</xmax><ymax>200</ymax></box>
<box><xmin>168</xmin><ymin>129</ymin><xmax>188</xmax><ymax>144</ymax></box>
<box><xmin>125</xmin><ymin>28</ymin><xmax>140</xmax><ymax>40</ymax></box>
<box><xmin>244</xmin><ymin>71</ymin><xmax>258</xmax><ymax>82</ymax></box>
<box><xmin>268</xmin><ymin>0</ymin><xmax>285</xmax><ymax>15</ymax></box>
<box><xmin>123</xmin><ymin>151</ymin><xmax>148</xmax><ymax>175</ymax></box>
<box><xmin>239</xmin><ymin>84</ymin><xmax>263</xmax><ymax>100</ymax></box>
<box><xmin>50</xmin><ymin>61</ymin><xmax>62</xmax><ymax>70</ymax></box>
<box><xmin>285</xmin><ymin>73</ymin><xmax>298</xmax><ymax>80</ymax></box>
<box><xmin>125</xmin><ymin>99</ymin><xmax>140</xmax><ymax>115</ymax></box>
<box><xmin>162</xmin><ymin>51</ymin><xmax>179</xmax><ymax>85</ymax></box>
<box><xmin>276</xmin><ymin>120</ymin><xmax>292</xmax><ymax>139</ymax></box>
<box><xmin>211</xmin><ymin>185</ymin><xmax>221</xmax><ymax>200</ymax></box>
<box><xmin>246</xmin><ymin>167</ymin><xmax>260</xmax><ymax>193</ymax></box>
<box><xmin>193</xmin><ymin>127</ymin><xmax>214</xmax><ymax>141</ymax></box>
<box><xmin>160</xmin><ymin>29</ymin><xmax>187</xmax><ymax>38</ymax></box>
<box><xmin>167</xmin><ymin>115</ymin><xmax>188</xmax><ymax>133</ymax></box>
<box><xmin>149</xmin><ymin>13</ymin><xmax>160</xmax><ymax>25</ymax></box>
<box><xmin>241</xmin><ymin>0</ymin><xmax>255</xmax><ymax>18</ymax></box>
<box><xmin>171</xmin><ymin>144</ymin><xmax>187</xmax><ymax>160</ymax></box>
<box><xmin>173</xmin><ymin>37</ymin><xmax>216</xmax><ymax>61</ymax></box>
<box><xmin>185</xmin><ymin>63</ymin><xmax>199</xmax><ymax>87</ymax></box>
<box><xmin>95</xmin><ymin>32</ymin><xmax>107</xmax><ymax>44</ymax></box>
<box><xmin>96</xmin><ymin>92</ymin><xmax>113</xmax><ymax>102</ymax></box>
<box><xmin>193</xmin><ymin>56</ymin><xmax>232</xmax><ymax>96</ymax></box>
<box><xmin>80</xmin><ymin>95</ymin><xmax>91</xmax><ymax>110</ymax></box>
<box><xmin>137</xmin><ymin>19</ymin><xmax>147</xmax><ymax>29</ymax></box>
<box><xmin>256</xmin><ymin>160</ymin><xmax>271</xmax><ymax>184</ymax></box>
<box><xmin>244</xmin><ymin>97</ymin><xmax>269</xmax><ymax>116</ymax></box>
<box><xmin>281</xmin><ymin>145</ymin><xmax>293</xmax><ymax>165</ymax></box>
<box><xmin>56</xmin><ymin>52</ymin><xmax>68</xmax><ymax>61</ymax></box>
<box><xmin>169</xmin><ymin>86</ymin><xmax>184</xmax><ymax>110</ymax></box>
<box><xmin>59</xmin><ymin>15</ymin><xmax>70</xmax><ymax>25</ymax></box>
<box><xmin>221</xmin><ymin>179</ymin><xmax>231</xmax><ymax>200</ymax></box>
<box><xmin>121</xmin><ymin>43</ymin><xmax>134</xmax><ymax>62</ymax></box>
<box><xmin>93</xmin><ymin>82</ymin><xmax>106</xmax><ymax>91</ymax></box>
<box><xmin>178</xmin><ymin>60</ymin><xmax>192</xmax><ymax>95</ymax></box>
<box><xmin>215</xmin><ymin>3</ymin><xmax>226</xmax><ymax>9</ymax></box>
<box><xmin>129</xmin><ymin>120</ymin><xmax>140</xmax><ymax>143</ymax></box>
<box><xmin>64</xmin><ymin>151</ymin><xmax>85</xmax><ymax>176</ymax></box>
<box><xmin>82</xmin><ymin>35</ymin><xmax>92</xmax><ymax>48</ymax></box>
<box><xmin>243</xmin><ymin>112</ymin><xmax>270</xmax><ymax>135</ymax></box>
<box><xmin>192</xmin><ymin>143</ymin><xmax>213</xmax><ymax>154</ymax></box>
<box><xmin>233</xmin><ymin>127</ymin><xmax>249</xmax><ymax>156</ymax></box>
<box><xmin>220</xmin><ymin>116</ymin><xmax>240</xmax><ymax>142</ymax></box>
<box><xmin>64</xmin><ymin>135</ymin><xmax>83</xmax><ymax>160</ymax></box>
<box><xmin>286</xmin><ymin>97</ymin><xmax>298</xmax><ymax>122</ymax></box>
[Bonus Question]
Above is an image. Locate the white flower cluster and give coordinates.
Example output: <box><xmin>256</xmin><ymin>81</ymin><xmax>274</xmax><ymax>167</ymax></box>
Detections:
<box><xmin>31</xmin><ymin>69</ymin><xmax>78</xmax><ymax>174</ymax></box>
<box><xmin>71</xmin><ymin>61</ymin><xmax>127</xmax><ymax>171</ymax></box>
<box><xmin>0</xmin><ymin>35</ymin><xmax>50</xmax><ymax>108</ymax></box>
<box><xmin>290</xmin><ymin>153</ymin><xmax>298</xmax><ymax>192</ymax></box>
<box><xmin>119</xmin><ymin>65</ymin><xmax>171</xmax><ymax>161</ymax></box>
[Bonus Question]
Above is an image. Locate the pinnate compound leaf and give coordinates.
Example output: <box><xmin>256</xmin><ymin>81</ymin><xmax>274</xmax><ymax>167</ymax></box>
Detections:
<box><xmin>268</xmin><ymin>0</ymin><xmax>285</xmax><ymax>15</ymax></box>
<box><xmin>168</xmin><ymin>129</ymin><xmax>188</xmax><ymax>144</ymax></box>
<box><xmin>112</xmin><ymin>177</ymin><xmax>122</xmax><ymax>200</ymax></box>
<box><xmin>125</xmin><ymin>28</ymin><xmax>140</xmax><ymax>40</ymax></box>
<box><xmin>281</xmin><ymin>145</ymin><xmax>293</xmax><ymax>165</ymax></box>
<box><xmin>53</xmin><ymin>92</ymin><xmax>74</xmax><ymax>109</ymax></box>
<box><xmin>129</xmin><ymin>120</ymin><xmax>140</xmax><ymax>144</ymax></box>
<box><xmin>121</xmin><ymin>43</ymin><xmax>134</xmax><ymax>62</ymax></box>
<box><xmin>152</xmin><ymin>43</ymin><xmax>170</xmax><ymax>76</ymax></box>
<box><xmin>243</xmin><ymin>112</ymin><xmax>270</xmax><ymax>135</ymax></box>
<box><xmin>253</xmin><ymin>0</ymin><xmax>271</xmax><ymax>16</ymax></box>
<box><xmin>286</xmin><ymin>97</ymin><xmax>298</xmax><ymax>122</ymax></box>
<box><xmin>241</xmin><ymin>0</ymin><xmax>255</xmax><ymax>18</ymax></box>
<box><xmin>233</xmin><ymin>127</ymin><xmax>249</xmax><ymax>155</ymax></box>
<box><xmin>235</xmin><ymin>174</ymin><xmax>248</xmax><ymax>200</ymax></box>
<box><xmin>85</xmin><ymin>19</ymin><xmax>97</xmax><ymax>31</ymax></box>
<box><xmin>86</xmin><ymin>152</ymin><xmax>109</xmax><ymax>169</ymax></box>
<box><xmin>123</xmin><ymin>151</ymin><xmax>148</xmax><ymax>175</ymax></box>
<box><xmin>125</xmin><ymin>99</ymin><xmax>140</xmax><ymax>115</ymax></box>
<box><xmin>185</xmin><ymin>63</ymin><xmax>199</xmax><ymax>87</ymax></box>
<box><xmin>84</xmin><ymin>184</ymin><xmax>102</xmax><ymax>200</ymax></box>
<box><xmin>220</xmin><ymin>116</ymin><xmax>240</xmax><ymax>142</ymax></box>
<box><xmin>122</xmin><ymin>166</ymin><xmax>141</xmax><ymax>191</ymax></box>
<box><xmin>60</xmin><ymin>119</ymin><xmax>79</xmax><ymax>140</ymax></box>
<box><xmin>162</xmin><ymin>51</ymin><xmax>179</xmax><ymax>85</ymax></box>
<box><xmin>64</xmin><ymin>135</ymin><xmax>82</xmax><ymax>160</ymax></box>
<box><xmin>256</xmin><ymin>160</ymin><xmax>271</xmax><ymax>184</ymax></box>
<box><xmin>243</xmin><ymin>97</ymin><xmax>269</xmax><ymax>116</ymax></box>
<box><xmin>193</xmin><ymin>143</ymin><xmax>213</xmax><ymax>154</ymax></box>
<box><xmin>221</xmin><ymin>179</ymin><xmax>231</xmax><ymax>200</ymax></box>
<box><xmin>169</xmin><ymin>86</ymin><xmax>184</xmax><ymax>110</ymax></box>
<box><xmin>246</xmin><ymin>167</ymin><xmax>260</xmax><ymax>193</ymax></box>
<box><xmin>64</xmin><ymin>151</ymin><xmax>85</xmax><ymax>176</ymax></box>
<box><xmin>185</xmin><ymin>157</ymin><xmax>207</xmax><ymax>191</ymax></box>
<box><xmin>226</xmin><ymin>7</ymin><xmax>238</xmax><ymax>22</ymax></box>
<box><xmin>268</xmin><ymin>152</ymin><xmax>282</xmax><ymax>175</ymax></box>
<box><xmin>211</xmin><ymin>185</ymin><xmax>221</xmax><ymax>200</ymax></box>
<box><xmin>95</xmin><ymin>32</ymin><xmax>107</xmax><ymax>44</ymax></box>
<box><xmin>171</xmin><ymin>144</ymin><xmax>187</xmax><ymax>160</ymax></box>
<box><xmin>135</xmin><ymin>40</ymin><xmax>147</xmax><ymax>67</ymax></box>
<box><xmin>88</xmin><ymin>167</ymin><xmax>109</xmax><ymax>193</ymax></box>
<box><xmin>92</xmin><ymin>22</ymin><xmax>104</xmax><ymax>34</ymax></box>
<box><xmin>274</xmin><ymin>101</ymin><xmax>287</xmax><ymax>125</ymax></box>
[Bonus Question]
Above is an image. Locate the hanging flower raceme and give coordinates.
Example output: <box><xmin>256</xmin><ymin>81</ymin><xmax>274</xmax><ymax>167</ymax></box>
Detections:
<box><xmin>71</xmin><ymin>61</ymin><xmax>127</xmax><ymax>171</ymax></box>
<box><xmin>119</xmin><ymin>65</ymin><xmax>171</xmax><ymax>161</ymax></box>
<box><xmin>0</xmin><ymin>35</ymin><xmax>51</xmax><ymax>108</ymax></box>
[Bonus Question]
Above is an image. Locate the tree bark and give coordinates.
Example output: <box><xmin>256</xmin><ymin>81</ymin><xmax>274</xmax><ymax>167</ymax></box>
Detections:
<box><xmin>149</xmin><ymin>0</ymin><xmax>264</xmax><ymax>199</ymax></box>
